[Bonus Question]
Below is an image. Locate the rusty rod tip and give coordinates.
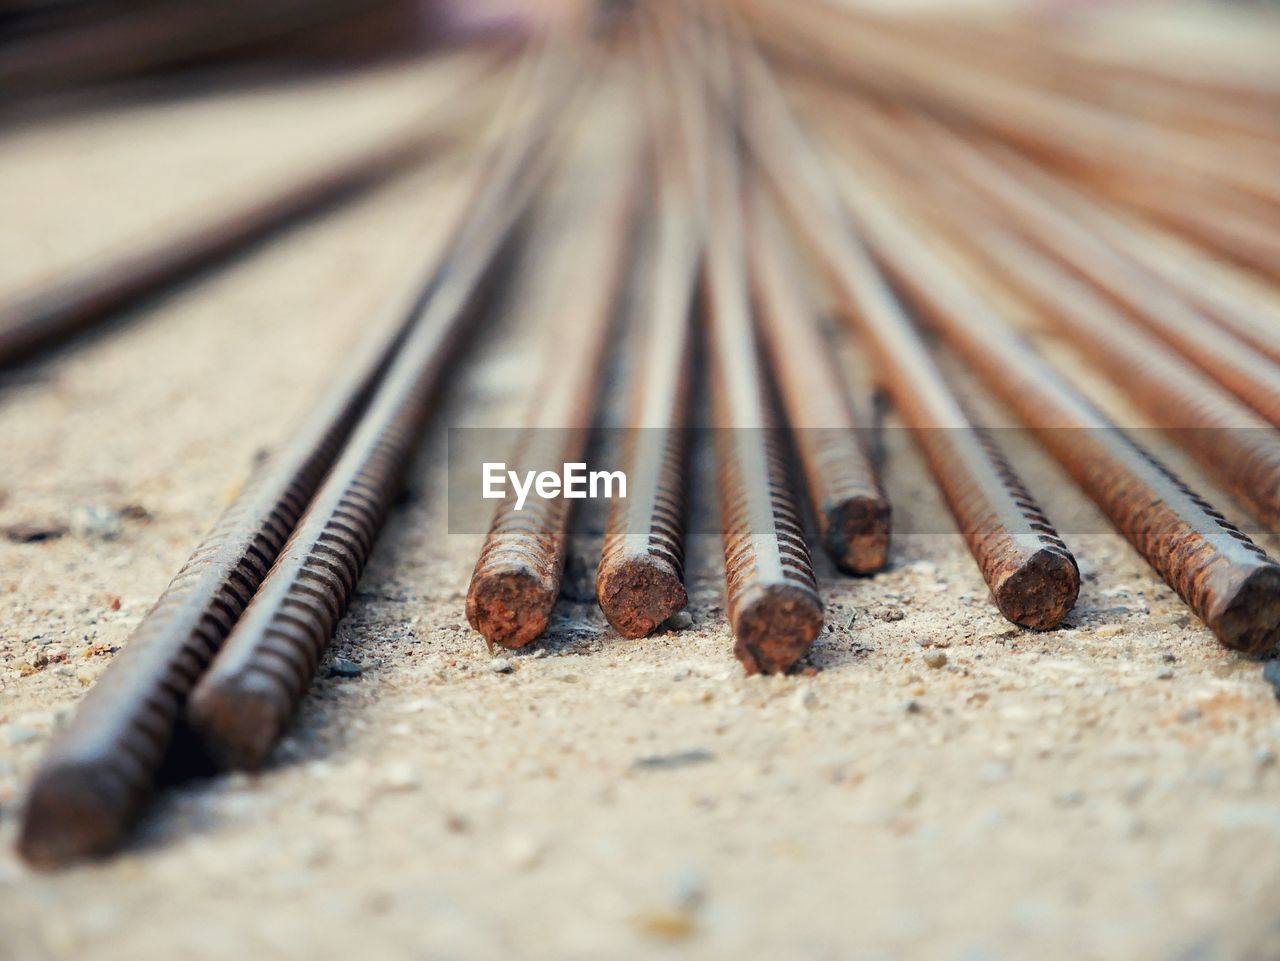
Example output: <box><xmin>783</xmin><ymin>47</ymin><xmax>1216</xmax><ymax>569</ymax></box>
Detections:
<box><xmin>731</xmin><ymin>584</ymin><xmax>825</xmax><ymax>676</ymax></box>
<box><xmin>187</xmin><ymin>676</ymin><xmax>289</xmax><ymax>773</ymax></box>
<box><xmin>596</xmin><ymin>553</ymin><xmax>689</xmax><ymax>639</ymax></box>
<box><xmin>991</xmin><ymin>546</ymin><xmax>1081</xmax><ymax>631</ymax></box>
<box><xmin>466</xmin><ymin>568</ymin><xmax>558</xmax><ymax>649</ymax></box>
<box><xmin>1212</xmin><ymin>565</ymin><xmax>1280</xmax><ymax>656</ymax></box>
<box><xmin>17</xmin><ymin>766</ymin><xmax>130</xmax><ymax>869</ymax></box>
<box><xmin>824</xmin><ymin>495</ymin><xmax>892</xmax><ymax>576</ymax></box>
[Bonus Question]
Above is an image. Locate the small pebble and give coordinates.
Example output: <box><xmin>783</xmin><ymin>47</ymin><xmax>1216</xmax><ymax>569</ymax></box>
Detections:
<box><xmin>670</xmin><ymin>865</ymin><xmax>707</xmax><ymax>912</ymax></box>
<box><xmin>504</xmin><ymin>834</ymin><xmax>544</xmax><ymax>871</ymax></box>
<box><xmin>792</xmin><ymin>687</ymin><xmax>818</xmax><ymax>712</ymax></box>
<box><xmin>663</xmin><ymin>610</ymin><xmax>694</xmax><ymax>631</ymax></box>
<box><xmin>70</xmin><ymin>505</ymin><xmax>122</xmax><ymax>541</ymax></box>
<box><xmin>632</xmin><ymin>910</ymin><xmax>696</xmax><ymax>941</ymax></box>
<box><xmin>979</xmin><ymin>761</ymin><xmax>1012</xmax><ymax>783</ymax></box>
<box><xmin>878</xmin><ymin>606</ymin><xmax>905</xmax><ymax>623</ymax></box>
<box><xmin>4</xmin><ymin>725</ymin><xmax>38</xmax><ymax>746</ymax></box>
<box><xmin>1155</xmin><ymin>667</ymin><xmax>1174</xmax><ymax>680</ymax></box>
<box><xmin>378</xmin><ymin>763</ymin><xmax>419</xmax><ymax>793</ymax></box>
<box><xmin>327</xmin><ymin>658</ymin><xmax>362</xmax><ymax>679</ymax></box>
<box><xmin>633</xmin><ymin>749</ymin><xmax>715</xmax><ymax>771</ymax></box>
<box><xmin>489</xmin><ymin>658</ymin><xmax>514</xmax><ymax>674</ymax></box>
<box><xmin>1095</xmin><ymin>624</ymin><xmax>1125</xmax><ymax>638</ymax></box>
<box><xmin>923</xmin><ymin>651</ymin><xmax>948</xmax><ymax>670</ymax></box>
<box><xmin>3</xmin><ymin>522</ymin><xmax>67</xmax><ymax>543</ymax></box>
<box><xmin>1263</xmin><ymin>660</ymin><xmax>1280</xmax><ymax>700</ymax></box>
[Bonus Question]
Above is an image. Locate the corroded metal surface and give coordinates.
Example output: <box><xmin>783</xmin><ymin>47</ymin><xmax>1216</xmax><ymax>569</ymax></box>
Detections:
<box><xmin>466</xmin><ymin>109</ymin><xmax>640</xmax><ymax>650</ymax></box>
<box><xmin>594</xmin><ymin>39</ymin><xmax>700</xmax><ymax>639</ymax></box>
<box><xmin>703</xmin><ymin>108</ymin><xmax>823</xmax><ymax>675</ymax></box>
<box><xmin>177</xmin><ymin>51</ymin><xmax>581</xmax><ymax>771</ymax></box>
<box><xmin>747</xmin><ymin>183</ymin><xmax>889</xmax><ymax>575</ymax></box>
<box><xmin>836</xmin><ymin>105</ymin><xmax>1280</xmax><ymax>539</ymax></box>
<box><xmin>594</xmin><ymin>182</ymin><xmax>698</xmax><ymax>638</ymax></box>
<box><xmin>913</xmin><ymin>121</ymin><xmax>1280</xmax><ymax>431</ymax></box>
<box><xmin>825</xmin><ymin>150</ymin><xmax>1280</xmax><ymax>654</ymax></box>
<box><xmin>738</xmin><ymin>50</ymin><xmax>1078</xmax><ymax>630</ymax></box>
<box><xmin>17</xmin><ymin>232</ymin><xmax>424</xmax><ymax>868</ymax></box>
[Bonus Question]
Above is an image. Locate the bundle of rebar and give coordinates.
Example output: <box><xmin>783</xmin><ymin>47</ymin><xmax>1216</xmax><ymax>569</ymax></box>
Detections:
<box><xmin>10</xmin><ymin>0</ymin><xmax>1280</xmax><ymax>867</ymax></box>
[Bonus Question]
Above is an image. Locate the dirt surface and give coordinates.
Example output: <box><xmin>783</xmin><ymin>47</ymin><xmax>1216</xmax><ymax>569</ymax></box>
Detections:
<box><xmin>4</xmin><ymin>61</ymin><xmax>1280</xmax><ymax>961</ymax></box>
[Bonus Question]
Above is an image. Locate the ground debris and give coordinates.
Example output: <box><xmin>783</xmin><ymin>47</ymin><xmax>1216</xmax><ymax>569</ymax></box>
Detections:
<box><xmin>633</xmin><ymin>749</ymin><xmax>715</xmax><ymax>771</ymax></box>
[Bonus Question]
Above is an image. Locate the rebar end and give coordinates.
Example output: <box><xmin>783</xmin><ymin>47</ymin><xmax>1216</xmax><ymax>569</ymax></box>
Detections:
<box><xmin>596</xmin><ymin>553</ymin><xmax>689</xmax><ymax>639</ymax></box>
<box><xmin>992</xmin><ymin>545</ymin><xmax>1080</xmax><ymax>631</ymax></box>
<box><xmin>731</xmin><ymin>583</ymin><xmax>824</xmax><ymax>675</ymax></box>
<box><xmin>466</xmin><ymin>566</ymin><xmax>558</xmax><ymax>649</ymax></box>
<box><xmin>186</xmin><ymin>672</ymin><xmax>288</xmax><ymax>773</ymax></box>
<box><xmin>824</xmin><ymin>494</ymin><xmax>892</xmax><ymax>576</ymax></box>
<box><xmin>17</xmin><ymin>763</ymin><xmax>133</xmax><ymax>869</ymax></box>
<box><xmin>1210</xmin><ymin>564</ymin><xmax>1280</xmax><ymax>656</ymax></box>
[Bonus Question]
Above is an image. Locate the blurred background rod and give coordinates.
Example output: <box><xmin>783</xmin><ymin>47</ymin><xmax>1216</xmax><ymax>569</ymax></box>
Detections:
<box><xmin>595</xmin><ymin>27</ymin><xmax>700</xmax><ymax>639</ymax></box>
<box><xmin>0</xmin><ymin>50</ymin><xmax>494</xmax><ymax>369</ymax></box>
<box><xmin>747</xmin><ymin>183</ymin><xmax>889</xmax><ymax>576</ymax></box>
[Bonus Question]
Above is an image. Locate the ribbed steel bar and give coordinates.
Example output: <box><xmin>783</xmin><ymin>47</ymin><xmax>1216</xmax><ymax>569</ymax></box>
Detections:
<box><xmin>818</xmin><ymin>9</ymin><xmax>1280</xmax><ymax>152</ymax></box>
<box><xmin>466</xmin><ymin>101</ymin><xmax>640</xmax><ymax>651</ymax></box>
<box><xmin>734</xmin><ymin>48</ymin><xmax>1078</xmax><ymax>630</ymax></box>
<box><xmin>594</xmin><ymin>34</ymin><xmax>699</xmax><ymax>638</ymax></box>
<box><xmin>183</xmin><ymin>49</ymin><xmax>579</xmax><ymax>772</ymax></box>
<box><xmin>838</xmin><ymin>106</ymin><xmax>1280</xmax><ymax>539</ymax></box>
<box><xmin>16</xmin><ymin>51</ymin><xmax>562</xmax><ymax>862</ymax></box>
<box><xmin>734</xmin><ymin>0</ymin><xmax>1280</xmax><ymax>278</ymax></box>
<box><xmin>735</xmin><ymin>0</ymin><xmax>1280</xmax><ymax>204</ymax></box>
<box><xmin>747</xmin><ymin>184</ymin><xmax>890</xmax><ymax>575</ymax></box>
<box><xmin>936</xmin><ymin>141</ymin><xmax>1280</xmax><ymax>369</ymax></box>
<box><xmin>701</xmin><ymin>116</ymin><xmax>824</xmax><ymax>675</ymax></box>
<box><xmin>0</xmin><ymin>54</ymin><xmax>493</xmax><ymax>369</ymax></box>
<box><xmin>906</xmin><ymin>118</ymin><xmax>1280</xmax><ymax>431</ymax></box>
<box><xmin>17</xmin><ymin>299</ymin><xmax>411</xmax><ymax>867</ymax></box>
<box><xmin>813</xmin><ymin>124</ymin><xmax>1280</xmax><ymax>654</ymax></box>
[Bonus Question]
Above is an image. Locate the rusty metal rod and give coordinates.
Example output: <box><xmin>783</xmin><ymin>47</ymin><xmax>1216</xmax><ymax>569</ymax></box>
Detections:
<box><xmin>840</xmin><ymin>105</ymin><xmax>1280</xmax><ymax>540</ymax></box>
<box><xmin>817</xmin><ymin>9</ymin><xmax>1280</xmax><ymax>152</ymax></box>
<box><xmin>738</xmin><ymin>0</ymin><xmax>1280</xmax><ymax>212</ymax></box>
<box><xmin>594</xmin><ymin>35</ymin><xmax>699</xmax><ymax>638</ymax></box>
<box><xmin>702</xmin><ymin>118</ymin><xmax>824</xmax><ymax>675</ymax></box>
<box><xmin>905</xmin><ymin>117</ymin><xmax>1280</xmax><ymax>431</ymax></box>
<box><xmin>675</xmin><ymin>11</ymin><xmax>825</xmax><ymax>674</ymax></box>
<box><xmin>13</xmin><ymin>56</ymin><xmax>555</xmax><ymax>863</ymax></box>
<box><xmin>466</xmin><ymin>102</ymin><xmax>640</xmax><ymax>651</ymax></box>
<box><xmin>16</xmin><ymin>288</ymin><xmax>414</xmax><ymax>867</ymax></box>
<box><xmin>747</xmin><ymin>183</ymin><xmax>890</xmax><ymax>575</ymax></box>
<box><xmin>812</xmin><ymin>122</ymin><xmax>1280</xmax><ymax>654</ymax></box>
<box><xmin>733</xmin><ymin>47</ymin><xmax>1078</xmax><ymax>630</ymax></box>
<box><xmin>180</xmin><ymin>49</ymin><xmax>577</xmax><ymax>773</ymax></box>
<box><xmin>736</xmin><ymin>0</ymin><xmax>1280</xmax><ymax>278</ymax></box>
<box><xmin>932</xmin><ymin>140</ymin><xmax>1280</xmax><ymax>370</ymax></box>
<box><xmin>594</xmin><ymin>196</ymin><xmax>697</xmax><ymax>637</ymax></box>
<box><xmin>0</xmin><ymin>55</ymin><xmax>495</xmax><ymax>370</ymax></box>
<box><xmin>17</xmin><ymin>54</ymin><xmax>571</xmax><ymax>847</ymax></box>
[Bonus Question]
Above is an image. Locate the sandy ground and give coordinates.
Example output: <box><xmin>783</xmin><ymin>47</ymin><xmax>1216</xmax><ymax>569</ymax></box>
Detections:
<box><xmin>3</xmin><ymin>59</ymin><xmax>1280</xmax><ymax>961</ymax></box>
